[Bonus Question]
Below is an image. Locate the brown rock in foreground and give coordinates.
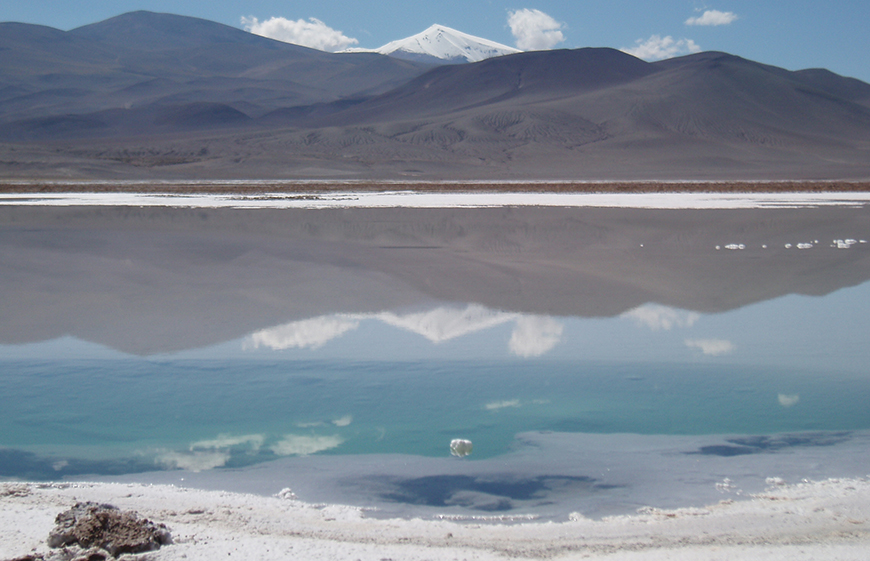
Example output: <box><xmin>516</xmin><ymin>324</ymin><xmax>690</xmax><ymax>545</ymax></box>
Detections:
<box><xmin>46</xmin><ymin>502</ymin><xmax>171</xmax><ymax>558</ymax></box>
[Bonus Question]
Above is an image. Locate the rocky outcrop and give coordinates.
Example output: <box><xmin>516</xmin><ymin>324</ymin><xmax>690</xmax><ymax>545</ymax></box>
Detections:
<box><xmin>46</xmin><ymin>502</ymin><xmax>171</xmax><ymax>558</ymax></box>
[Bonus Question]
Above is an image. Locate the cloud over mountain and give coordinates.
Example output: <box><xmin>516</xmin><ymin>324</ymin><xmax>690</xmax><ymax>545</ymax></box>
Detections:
<box><xmin>507</xmin><ymin>8</ymin><xmax>566</xmax><ymax>50</ymax></box>
<box><xmin>241</xmin><ymin>15</ymin><xmax>358</xmax><ymax>51</ymax></box>
<box><xmin>623</xmin><ymin>34</ymin><xmax>701</xmax><ymax>61</ymax></box>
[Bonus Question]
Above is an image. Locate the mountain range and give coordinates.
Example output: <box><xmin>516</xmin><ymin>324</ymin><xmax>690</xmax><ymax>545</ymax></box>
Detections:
<box><xmin>1</xmin><ymin>10</ymin><xmax>870</xmax><ymax>180</ymax></box>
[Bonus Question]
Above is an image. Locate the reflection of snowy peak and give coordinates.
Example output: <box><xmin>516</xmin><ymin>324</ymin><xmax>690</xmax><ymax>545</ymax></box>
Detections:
<box><xmin>246</xmin><ymin>304</ymin><xmax>564</xmax><ymax>357</ymax></box>
<box><xmin>357</xmin><ymin>24</ymin><xmax>521</xmax><ymax>64</ymax></box>
<box><xmin>375</xmin><ymin>305</ymin><xmax>516</xmax><ymax>342</ymax></box>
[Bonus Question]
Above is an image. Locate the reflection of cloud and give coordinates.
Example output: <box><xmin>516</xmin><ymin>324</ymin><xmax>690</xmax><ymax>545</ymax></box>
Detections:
<box><xmin>376</xmin><ymin>305</ymin><xmax>516</xmax><ymax>343</ymax></box>
<box><xmin>684</xmin><ymin>338</ymin><xmax>735</xmax><ymax>356</ymax></box>
<box><xmin>332</xmin><ymin>415</ymin><xmax>353</xmax><ymax>427</ymax></box>
<box><xmin>623</xmin><ymin>304</ymin><xmax>700</xmax><ymax>331</ymax></box>
<box><xmin>247</xmin><ymin>316</ymin><xmax>359</xmax><ymax>350</ymax></box>
<box><xmin>778</xmin><ymin>394</ymin><xmax>800</xmax><ymax>407</ymax></box>
<box><xmin>486</xmin><ymin>399</ymin><xmax>520</xmax><ymax>410</ymax></box>
<box><xmin>270</xmin><ymin>434</ymin><xmax>343</xmax><ymax>456</ymax></box>
<box><xmin>509</xmin><ymin>315</ymin><xmax>563</xmax><ymax>357</ymax></box>
<box><xmin>156</xmin><ymin>450</ymin><xmax>231</xmax><ymax>472</ymax></box>
<box><xmin>158</xmin><ymin>433</ymin><xmax>266</xmax><ymax>472</ymax></box>
<box><xmin>189</xmin><ymin>433</ymin><xmax>264</xmax><ymax>451</ymax></box>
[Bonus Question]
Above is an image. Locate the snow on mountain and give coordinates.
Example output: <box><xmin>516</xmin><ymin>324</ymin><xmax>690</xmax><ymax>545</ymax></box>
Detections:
<box><xmin>346</xmin><ymin>24</ymin><xmax>521</xmax><ymax>64</ymax></box>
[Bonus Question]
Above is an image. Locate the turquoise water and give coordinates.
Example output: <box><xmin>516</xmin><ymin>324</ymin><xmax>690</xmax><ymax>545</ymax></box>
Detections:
<box><xmin>3</xmin><ymin>354</ymin><xmax>869</xmax><ymax>479</ymax></box>
<box><xmin>2</xmin><ymin>204</ymin><xmax>870</xmax><ymax>496</ymax></box>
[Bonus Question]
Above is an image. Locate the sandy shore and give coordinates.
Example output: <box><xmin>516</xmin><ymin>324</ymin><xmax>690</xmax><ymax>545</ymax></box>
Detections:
<box><xmin>2</xmin><ymin>478</ymin><xmax>869</xmax><ymax>560</ymax></box>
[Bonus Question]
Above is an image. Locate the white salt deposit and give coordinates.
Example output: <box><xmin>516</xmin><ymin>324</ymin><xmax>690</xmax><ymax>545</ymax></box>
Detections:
<box><xmin>449</xmin><ymin>439</ymin><xmax>473</xmax><ymax>457</ymax></box>
<box><xmin>2</xmin><ymin>477</ymin><xmax>869</xmax><ymax>560</ymax></box>
<box><xmin>4</xmin><ymin>191</ymin><xmax>870</xmax><ymax>209</ymax></box>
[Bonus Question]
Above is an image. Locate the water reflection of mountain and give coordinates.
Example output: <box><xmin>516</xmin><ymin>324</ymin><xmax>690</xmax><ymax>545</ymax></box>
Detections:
<box><xmin>2</xmin><ymin>205</ymin><xmax>868</xmax><ymax>354</ymax></box>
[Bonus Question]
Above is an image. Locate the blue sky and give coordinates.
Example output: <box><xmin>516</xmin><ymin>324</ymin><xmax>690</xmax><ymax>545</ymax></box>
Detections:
<box><xmin>4</xmin><ymin>1</ymin><xmax>869</xmax><ymax>82</ymax></box>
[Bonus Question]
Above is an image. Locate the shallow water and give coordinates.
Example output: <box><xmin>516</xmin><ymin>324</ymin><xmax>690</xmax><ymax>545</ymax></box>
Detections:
<box><xmin>2</xmin><ymin>202</ymin><xmax>869</xmax><ymax>518</ymax></box>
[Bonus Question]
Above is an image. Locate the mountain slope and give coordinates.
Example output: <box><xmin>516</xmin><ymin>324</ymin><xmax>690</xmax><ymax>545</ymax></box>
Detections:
<box><xmin>301</xmin><ymin>48</ymin><xmax>656</xmax><ymax>125</ymax></box>
<box><xmin>68</xmin><ymin>10</ymin><xmax>276</xmax><ymax>51</ymax></box>
<box><xmin>0</xmin><ymin>12</ymin><xmax>431</xmax><ymax>127</ymax></box>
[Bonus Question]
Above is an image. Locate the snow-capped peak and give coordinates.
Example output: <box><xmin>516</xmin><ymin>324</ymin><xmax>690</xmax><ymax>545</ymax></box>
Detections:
<box><xmin>345</xmin><ymin>24</ymin><xmax>521</xmax><ymax>64</ymax></box>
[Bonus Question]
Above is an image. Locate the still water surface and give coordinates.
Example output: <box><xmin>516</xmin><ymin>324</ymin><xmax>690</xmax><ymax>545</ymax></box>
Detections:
<box><xmin>2</xmin><ymin>203</ymin><xmax>869</xmax><ymax>517</ymax></box>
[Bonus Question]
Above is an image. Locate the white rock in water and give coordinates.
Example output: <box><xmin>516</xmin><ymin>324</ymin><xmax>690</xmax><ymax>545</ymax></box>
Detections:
<box><xmin>450</xmin><ymin>439</ymin><xmax>473</xmax><ymax>457</ymax></box>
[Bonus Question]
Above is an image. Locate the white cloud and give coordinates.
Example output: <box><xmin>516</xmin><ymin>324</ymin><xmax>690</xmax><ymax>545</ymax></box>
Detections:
<box><xmin>246</xmin><ymin>316</ymin><xmax>359</xmax><ymax>350</ymax></box>
<box><xmin>507</xmin><ymin>9</ymin><xmax>566</xmax><ymax>51</ymax></box>
<box><xmin>241</xmin><ymin>16</ymin><xmax>359</xmax><ymax>52</ymax></box>
<box><xmin>508</xmin><ymin>315</ymin><xmax>563</xmax><ymax>357</ymax></box>
<box><xmin>332</xmin><ymin>415</ymin><xmax>353</xmax><ymax>427</ymax></box>
<box><xmin>684</xmin><ymin>338</ymin><xmax>735</xmax><ymax>356</ymax></box>
<box><xmin>778</xmin><ymin>394</ymin><xmax>800</xmax><ymax>407</ymax></box>
<box><xmin>622</xmin><ymin>304</ymin><xmax>701</xmax><ymax>331</ymax></box>
<box><xmin>622</xmin><ymin>35</ymin><xmax>701</xmax><ymax>61</ymax></box>
<box><xmin>270</xmin><ymin>434</ymin><xmax>344</xmax><ymax>456</ymax></box>
<box><xmin>686</xmin><ymin>10</ymin><xmax>738</xmax><ymax>26</ymax></box>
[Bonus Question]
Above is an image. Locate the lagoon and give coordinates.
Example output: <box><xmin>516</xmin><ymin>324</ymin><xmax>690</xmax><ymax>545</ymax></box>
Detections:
<box><xmin>2</xmin><ymin>196</ymin><xmax>869</xmax><ymax>520</ymax></box>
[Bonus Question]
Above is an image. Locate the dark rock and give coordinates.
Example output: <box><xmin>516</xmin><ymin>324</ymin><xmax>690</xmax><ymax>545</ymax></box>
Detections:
<box><xmin>47</xmin><ymin>502</ymin><xmax>171</xmax><ymax>557</ymax></box>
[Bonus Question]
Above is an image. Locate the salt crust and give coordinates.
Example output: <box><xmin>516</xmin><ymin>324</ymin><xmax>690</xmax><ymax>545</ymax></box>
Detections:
<box><xmin>3</xmin><ymin>191</ymin><xmax>870</xmax><ymax>209</ymax></box>
<box><xmin>2</xmin><ymin>478</ymin><xmax>869</xmax><ymax>560</ymax></box>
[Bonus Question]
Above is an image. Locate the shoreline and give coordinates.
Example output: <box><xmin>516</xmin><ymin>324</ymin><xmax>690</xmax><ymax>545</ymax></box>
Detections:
<box><xmin>4</xmin><ymin>190</ymin><xmax>870</xmax><ymax>210</ymax></box>
<box><xmin>2</xmin><ymin>179</ymin><xmax>870</xmax><ymax>195</ymax></box>
<box><xmin>4</xmin><ymin>187</ymin><xmax>870</xmax><ymax>559</ymax></box>
<box><xmin>2</xmin><ymin>477</ymin><xmax>869</xmax><ymax>560</ymax></box>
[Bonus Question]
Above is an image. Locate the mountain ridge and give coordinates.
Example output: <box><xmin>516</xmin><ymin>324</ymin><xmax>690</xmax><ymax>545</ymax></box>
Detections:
<box><xmin>1</xmin><ymin>11</ymin><xmax>869</xmax><ymax>180</ymax></box>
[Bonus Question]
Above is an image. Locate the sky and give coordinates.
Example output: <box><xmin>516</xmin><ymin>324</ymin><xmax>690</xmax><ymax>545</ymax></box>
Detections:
<box><xmin>3</xmin><ymin>1</ymin><xmax>869</xmax><ymax>82</ymax></box>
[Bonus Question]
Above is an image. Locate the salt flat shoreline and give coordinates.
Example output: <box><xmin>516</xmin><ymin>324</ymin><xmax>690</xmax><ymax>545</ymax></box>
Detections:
<box><xmin>3</xmin><ymin>179</ymin><xmax>870</xmax><ymax>209</ymax></box>
<box><xmin>2</xmin><ymin>478</ymin><xmax>869</xmax><ymax>560</ymax></box>
<box><xmin>2</xmin><ymin>179</ymin><xmax>870</xmax><ymax>195</ymax></box>
<box><xmin>4</xmin><ymin>189</ymin><xmax>870</xmax><ymax>210</ymax></box>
